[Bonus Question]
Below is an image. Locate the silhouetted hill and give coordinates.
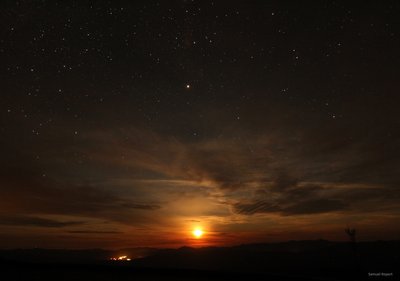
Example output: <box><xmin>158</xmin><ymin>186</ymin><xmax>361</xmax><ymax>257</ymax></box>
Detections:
<box><xmin>0</xmin><ymin>247</ymin><xmax>159</xmax><ymax>263</ymax></box>
<box><xmin>117</xmin><ymin>247</ymin><xmax>159</xmax><ymax>259</ymax></box>
<box><xmin>0</xmin><ymin>241</ymin><xmax>398</xmax><ymax>280</ymax></box>
<box><xmin>0</xmin><ymin>248</ymin><xmax>110</xmax><ymax>263</ymax></box>
<box><xmin>133</xmin><ymin>240</ymin><xmax>399</xmax><ymax>280</ymax></box>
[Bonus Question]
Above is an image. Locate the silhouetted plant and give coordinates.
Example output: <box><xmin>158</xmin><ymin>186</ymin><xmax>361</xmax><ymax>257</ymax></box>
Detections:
<box><xmin>345</xmin><ymin>228</ymin><xmax>357</xmax><ymax>252</ymax></box>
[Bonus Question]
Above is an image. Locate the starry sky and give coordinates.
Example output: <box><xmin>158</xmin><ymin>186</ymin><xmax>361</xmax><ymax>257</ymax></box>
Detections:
<box><xmin>1</xmin><ymin>1</ymin><xmax>400</xmax><ymax>249</ymax></box>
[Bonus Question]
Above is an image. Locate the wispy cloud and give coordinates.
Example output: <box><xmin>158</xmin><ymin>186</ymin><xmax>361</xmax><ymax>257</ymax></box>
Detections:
<box><xmin>0</xmin><ymin>215</ymin><xmax>84</xmax><ymax>228</ymax></box>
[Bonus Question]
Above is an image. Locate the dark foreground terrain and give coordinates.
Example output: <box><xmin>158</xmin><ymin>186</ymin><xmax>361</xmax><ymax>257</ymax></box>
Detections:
<box><xmin>0</xmin><ymin>240</ymin><xmax>398</xmax><ymax>281</ymax></box>
<box><xmin>0</xmin><ymin>261</ymin><xmax>329</xmax><ymax>281</ymax></box>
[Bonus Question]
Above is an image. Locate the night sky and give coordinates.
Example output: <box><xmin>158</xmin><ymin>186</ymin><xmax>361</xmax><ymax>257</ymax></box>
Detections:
<box><xmin>1</xmin><ymin>1</ymin><xmax>400</xmax><ymax>249</ymax></box>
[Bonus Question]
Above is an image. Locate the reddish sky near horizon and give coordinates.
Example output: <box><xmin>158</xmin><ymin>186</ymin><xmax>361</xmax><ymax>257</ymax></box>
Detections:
<box><xmin>1</xmin><ymin>1</ymin><xmax>400</xmax><ymax>249</ymax></box>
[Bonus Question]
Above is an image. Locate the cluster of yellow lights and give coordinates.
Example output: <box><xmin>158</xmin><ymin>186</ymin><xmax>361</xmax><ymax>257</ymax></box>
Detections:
<box><xmin>110</xmin><ymin>255</ymin><xmax>131</xmax><ymax>261</ymax></box>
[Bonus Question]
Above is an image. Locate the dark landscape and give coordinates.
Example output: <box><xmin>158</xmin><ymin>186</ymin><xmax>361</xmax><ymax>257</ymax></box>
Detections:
<box><xmin>0</xmin><ymin>240</ymin><xmax>398</xmax><ymax>280</ymax></box>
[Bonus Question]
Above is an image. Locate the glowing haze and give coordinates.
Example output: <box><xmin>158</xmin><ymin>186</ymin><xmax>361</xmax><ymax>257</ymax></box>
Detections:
<box><xmin>0</xmin><ymin>1</ymin><xmax>399</xmax><ymax>249</ymax></box>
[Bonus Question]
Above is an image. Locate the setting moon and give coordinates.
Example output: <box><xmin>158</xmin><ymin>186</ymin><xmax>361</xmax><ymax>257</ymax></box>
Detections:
<box><xmin>192</xmin><ymin>228</ymin><xmax>203</xmax><ymax>238</ymax></box>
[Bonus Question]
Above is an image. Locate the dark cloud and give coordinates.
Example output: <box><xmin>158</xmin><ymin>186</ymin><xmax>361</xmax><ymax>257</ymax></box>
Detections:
<box><xmin>232</xmin><ymin>180</ymin><xmax>400</xmax><ymax>216</ymax></box>
<box><xmin>3</xmin><ymin>126</ymin><xmax>399</xmax><ymax>223</ymax></box>
<box><xmin>69</xmin><ymin>128</ymin><xmax>400</xmax><ymax>220</ymax></box>
<box><xmin>284</xmin><ymin>184</ymin><xmax>321</xmax><ymax>200</ymax></box>
<box><xmin>0</xmin><ymin>215</ymin><xmax>84</xmax><ymax>228</ymax></box>
<box><xmin>233</xmin><ymin>201</ymin><xmax>281</xmax><ymax>215</ymax></box>
<box><xmin>121</xmin><ymin>203</ymin><xmax>161</xmax><ymax>210</ymax></box>
<box><xmin>67</xmin><ymin>230</ymin><xmax>122</xmax><ymax>234</ymax></box>
<box><xmin>282</xmin><ymin>199</ymin><xmax>347</xmax><ymax>215</ymax></box>
<box><xmin>233</xmin><ymin>197</ymin><xmax>347</xmax><ymax>216</ymax></box>
<box><xmin>0</xmin><ymin>166</ymin><xmax>162</xmax><ymax>225</ymax></box>
<box><xmin>270</xmin><ymin>171</ymin><xmax>299</xmax><ymax>192</ymax></box>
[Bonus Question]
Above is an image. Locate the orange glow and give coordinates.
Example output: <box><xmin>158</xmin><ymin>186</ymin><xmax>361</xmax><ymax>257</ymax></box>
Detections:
<box><xmin>192</xmin><ymin>228</ymin><xmax>203</xmax><ymax>238</ymax></box>
<box><xmin>110</xmin><ymin>255</ymin><xmax>131</xmax><ymax>261</ymax></box>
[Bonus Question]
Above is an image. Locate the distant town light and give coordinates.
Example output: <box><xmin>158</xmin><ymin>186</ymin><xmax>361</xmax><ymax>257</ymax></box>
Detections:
<box><xmin>110</xmin><ymin>255</ymin><xmax>131</xmax><ymax>261</ymax></box>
